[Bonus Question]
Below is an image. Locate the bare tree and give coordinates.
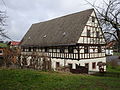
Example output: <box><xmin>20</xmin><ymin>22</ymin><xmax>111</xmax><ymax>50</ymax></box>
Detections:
<box><xmin>85</xmin><ymin>0</ymin><xmax>120</xmax><ymax>51</ymax></box>
<box><xmin>0</xmin><ymin>11</ymin><xmax>10</xmax><ymax>40</ymax></box>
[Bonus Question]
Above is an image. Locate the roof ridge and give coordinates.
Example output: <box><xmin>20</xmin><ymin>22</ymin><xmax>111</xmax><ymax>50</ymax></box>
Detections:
<box><xmin>34</xmin><ymin>8</ymin><xmax>94</xmax><ymax>24</ymax></box>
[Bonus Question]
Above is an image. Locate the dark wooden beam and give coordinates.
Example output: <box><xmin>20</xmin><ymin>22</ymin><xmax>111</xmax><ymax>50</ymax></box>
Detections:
<box><xmin>77</xmin><ymin>45</ymin><xmax>80</xmax><ymax>60</ymax></box>
<box><xmin>76</xmin><ymin>43</ymin><xmax>106</xmax><ymax>46</ymax></box>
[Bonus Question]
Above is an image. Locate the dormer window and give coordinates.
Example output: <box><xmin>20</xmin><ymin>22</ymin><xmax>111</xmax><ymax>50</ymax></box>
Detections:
<box><xmin>63</xmin><ymin>32</ymin><xmax>66</xmax><ymax>36</ymax></box>
<box><xmin>43</xmin><ymin>35</ymin><xmax>47</xmax><ymax>38</ymax></box>
<box><xmin>28</xmin><ymin>37</ymin><xmax>31</xmax><ymax>40</ymax></box>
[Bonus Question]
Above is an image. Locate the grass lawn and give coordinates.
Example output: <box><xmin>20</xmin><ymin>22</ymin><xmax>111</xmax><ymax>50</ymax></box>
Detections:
<box><xmin>0</xmin><ymin>68</ymin><xmax>120</xmax><ymax>90</ymax></box>
<box><xmin>107</xmin><ymin>65</ymin><xmax>120</xmax><ymax>73</ymax></box>
<box><xmin>113</xmin><ymin>52</ymin><xmax>120</xmax><ymax>56</ymax></box>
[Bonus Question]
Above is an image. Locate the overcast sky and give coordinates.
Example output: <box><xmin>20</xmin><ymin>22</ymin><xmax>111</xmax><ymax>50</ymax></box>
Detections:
<box><xmin>0</xmin><ymin>0</ymin><xmax>103</xmax><ymax>41</ymax></box>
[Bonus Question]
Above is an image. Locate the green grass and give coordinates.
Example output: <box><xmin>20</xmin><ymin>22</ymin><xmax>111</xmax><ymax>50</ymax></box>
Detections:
<box><xmin>113</xmin><ymin>52</ymin><xmax>120</xmax><ymax>55</ymax></box>
<box><xmin>0</xmin><ymin>69</ymin><xmax>120</xmax><ymax>90</ymax></box>
<box><xmin>107</xmin><ymin>65</ymin><xmax>120</xmax><ymax>73</ymax></box>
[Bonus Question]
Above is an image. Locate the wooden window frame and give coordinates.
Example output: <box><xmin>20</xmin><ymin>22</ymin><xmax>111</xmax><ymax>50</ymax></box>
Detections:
<box><xmin>33</xmin><ymin>47</ymin><xmax>36</xmax><ymax>52</ymax></box>
<box><xmin>96</xmin><ymin>31</ymin><xmax>99</xmax><ymax>38</ymax></box>
<box><xmin>0</xmin><ymin>50</ymin><xmax>3</xmax><ymax>53</ymax></box>
<box><xmin>84</xmin><ymin>46</ymin><xmax>89</xmax><ymax>53</ymax></box>
<box><xmin>92</xmin><ymin>16</ymin><xmax>95</xmax><ymax>22</ymax></box>
<box><xmin>68</xmin><ymin>46</ymin><xmax>74</xmax><ymax>53</ymax></box>
<box><xmin>28</xmin><ymin>47</ymin><xmax>31</xmax><ymax>52</ymax></box>
<box><xmin>98</xmin><ymin>46</ymin><xmax>101</xmax><ymax>53</ymax></box>
<box><xmin>85</xmin><ymin>63</ymin><xmax>89</xmax><ymax>68</ymax></box>
<box><xmin>76</xmin><ymin>64</ymin><xmax>80</xmax><ymax>69</ymax></box>
<box><xmin>22</xmin><ymin>48</ymin><xmax>25</xmax><ymax>52</ymax></box>
<box><xmin>45</xmin><ymin>47</ymin><xmax>48</xmax><ymax>52</ymax></box>
<box><xmin>68</xmin><ymin>63</ymin><xmax>72</xmax><ymax>69</ymax></box>
<box><xmin>56</xmin><ymin>62</ymin><xmax>60</xmax><ymax>68</ymax></box>
<box><xmin>60</xmin><ymin>47</ymin><xmax>65</xmax><ymax>53</ymax></box>
<box><xmin>92</xmin><ymin>62</ymin><xmax>96</xmax><ymax>69</ymax></box>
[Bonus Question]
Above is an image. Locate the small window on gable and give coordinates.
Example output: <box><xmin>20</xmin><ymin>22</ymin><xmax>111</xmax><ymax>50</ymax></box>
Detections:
<box><xmin>87</xmin><ymin>30</ymin><xmax>90</xmax><ymax>37</ymax></box>
<box><xmin>60</xmin><ymin>47</ymin><xmax>65</xmax><ymax>53</ymax></box>
<box><xmin>96</xmin><ymin>31</ymin><xmax>99</xmax><ymax>38</ymax></box>
<box><xmin>84</xmin><ymin>46</ymin><xmax>89</xmax><ymax>53</ymax></box>
<box><xmin>92</xmin><ymin>16</ymin><xmax>95</xmax><ymax>22</ymax></box>
<box><xmin>68</xmin><ymin>46</ymin><xmax>74</xmax><ymax>53</ymax></box>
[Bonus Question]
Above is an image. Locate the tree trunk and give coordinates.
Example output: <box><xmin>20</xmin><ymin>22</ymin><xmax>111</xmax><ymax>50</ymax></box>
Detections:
<box><xmin>118</xmin><ymin>42</ymin><xmax>120</xmax><ymax>52</ymax></box>
<box><xmin>117</xmin><ymin>30</ymin><xmax>120</xmax><ymax>52</ymax></box>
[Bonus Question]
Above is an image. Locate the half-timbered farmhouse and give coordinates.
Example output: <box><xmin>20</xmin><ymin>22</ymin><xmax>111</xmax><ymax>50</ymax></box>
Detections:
<box><xmin>20</xmin><ymin>9</ymin><xmax>106</xmax><ymax>72</ymax></box>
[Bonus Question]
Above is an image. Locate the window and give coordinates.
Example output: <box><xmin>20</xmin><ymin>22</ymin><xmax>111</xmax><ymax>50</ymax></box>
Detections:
<box><xmin>28</xmin><ymin>47</ymin><xmax>31</xmax><ymax>52</ymax></box>
<box><xmin>92</xmin><ymin>62</ymin><xmax>96</xmax><ymax>69</ymax></box>
<box><xmin>85</xmin><ymin>63</ymin><xmax>89</xmax><ymax>68</ymax></box>
<box><xmin>25</xmin><ymin>49</ymin><xmax>27</xmax><ymax>52</ymax></box>
<box><xmin>93</xmin><ymin>48</ymin><xmax>95</xmax><ymax>52</ymax></box>
<box><xmin>22</xmin><ymin>48</ymin><xmax>25</xmax><ymax>52</ymax></box>
<box><xmin>56</xmin><ymin>62</ymin><xmax>60</xmax><ymax>68</ymax></box>
<box><xmin>96</xmin><ymin>31</ymin><xmax>99</xmax><ymax>38</ymax></box>
<box><xmin>92</xmin><ymin>16</ymin><xmax>95</xmax><ymax>22</ymax></box>
<box><xmin>68</xmin><ymin>46</ymin><xmax>73</xmax><ymax>53</ymax></box>
<box><xmin>76</xmin><ymin>64</ymin><xmax>80</xmax><ymax>69</ymax></box>
<box><xmin>84</xmin><ymin>46</ymin><xmax>89</xmax><ymax>53</ymax></box>
<box><xmin>41</xmin><ymin>48</ymin><xmax>43</xmax><ymax>52</ymax></box>
<box><xmin>0</xmin><ymin>50</ymin><xmax>3</xmax><ymax>53</ymax></box>
<box><xmin>87</xmin><ymin>30</ymin><xmax>90</xmax><ymax>37</ymax></box>
<box><xmin>98</xmin><ymin>46</ymin><xmax>101</xmax><ymax>53</ymax></box>
<box><xmin>45</xmin><ymin>47</ymin><xmax>48</xmax><ymax>52</ymax></box>
<box><xmin>60</xmin><ymin>47</ymin><xmax>65</xmax><ymax>53</ymax></box>
<box><xmin>33</xmin><ymin>47</ymin><xmax>36</xmax><ymax>52</ymax></box>
<box><xmin>68</xmin><ymin>63</ymin><xmax>72</xmax><ymax>69</ymax></box>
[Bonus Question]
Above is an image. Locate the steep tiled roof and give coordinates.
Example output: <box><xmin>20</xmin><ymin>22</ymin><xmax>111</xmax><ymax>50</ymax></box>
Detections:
<box><xmin>21</xmin><ymin>9</ymin><xmax>94</xmax><ymax>47</ymax></box>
